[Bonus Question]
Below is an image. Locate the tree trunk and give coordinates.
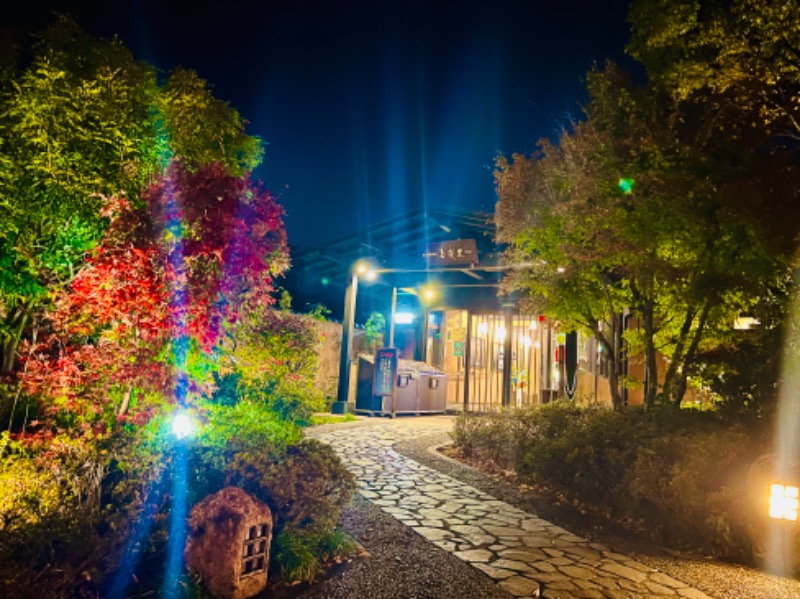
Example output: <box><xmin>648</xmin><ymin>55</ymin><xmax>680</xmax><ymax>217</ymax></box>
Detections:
<box><xmin>660</xmin><ymin>306</ymin><xmax>696</xmax><ymax>404</ymax></box>
<box><xmin>671</xmin><ymin>302</ymin><xmax>711</xmax><ymax>407</ymax></box>
<box><xmin>641</xmin><ymin>301</ymin><xmax>659</xmax><ymax>411</ymax></box>
<box><xmin>591</xmin><ymin>317</ymin><xmax>623</xmax><ymax>410</ymax></box>
<box><xmin>1</xmin><ymin>300</ymin><xmax>31</xmax><ymax>375</ymax></box>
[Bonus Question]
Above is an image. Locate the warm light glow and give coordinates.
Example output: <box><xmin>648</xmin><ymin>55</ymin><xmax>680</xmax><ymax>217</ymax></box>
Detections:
<box><xmin>529</xmin><ymin>320</ymin><xmax>538</xmax><ymax>331</ymax></box>
<box><xmin>556</xmin><ymin>266</ymin><xmax>566</xmax><ymax>274</ymax></box>
<box><xmin>769</xmin><ymin>484</ymin><xmax>799</xmax><ymax>521</ymax></box>
<box><xmin>394</xmin><ymin>311</ymin><xmax>415</xmax><ymax>325</ymax></box>
<box><xmin>496</xmin><ymin>326</ymin><xmax>507</xmax><ymax>342</ymax></box>
<box><xmin>734</xmin><ymin>316</ymin><xmax>760</xmax><ymax>330</ymax></box>
<box><xmin>364</xmin><ymin>269</ymin><xmax>377</xmax><ymax>281</ymax></box>
<box><xmin>355</xmin><ymin>261</ymin><xmax>369</xmax><ymax>275</ymax></box>
<box><xmin>534</xmin><ymin>340</ymin><xmax>541</xmax><ymax>349</ymax></box>
<box><xmin>522</xmin><ymin>335</ymin><xmax>532</xmax><ymax>348</ymax></box>
<box><xmin>171</xmin><ymin>411</ymin><xmax>196</xmax><ymax>440</ymax></box>
<box><xmin>424</xmin><ymin>289</ymin><xmax>435</xmax><ymax>300</ymax></box>
<box><xmin>477</xmin><ymin>322</ymin><xmax>489</xmax><ymax>336</ymax></box>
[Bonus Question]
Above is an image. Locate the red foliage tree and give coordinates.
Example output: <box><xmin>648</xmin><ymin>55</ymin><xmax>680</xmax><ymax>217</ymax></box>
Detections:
<box><xmin>19</xmin><ymin>162</ymin><xmax>288</xmax><ymax>433</ymax></box>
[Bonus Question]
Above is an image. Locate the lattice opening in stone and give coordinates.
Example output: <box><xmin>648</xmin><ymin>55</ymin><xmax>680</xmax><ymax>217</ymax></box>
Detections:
<box><xmin>241</xmin><ymin>522</ymin><xmax>269</xmax><ymax>578</ymax></box>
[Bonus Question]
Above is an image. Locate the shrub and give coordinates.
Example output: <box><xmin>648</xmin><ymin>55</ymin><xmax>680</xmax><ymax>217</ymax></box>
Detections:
<box><xmin>453</xmin><ymin>402</ymin><xmax>768</xmax><ymax>560</ymax></box>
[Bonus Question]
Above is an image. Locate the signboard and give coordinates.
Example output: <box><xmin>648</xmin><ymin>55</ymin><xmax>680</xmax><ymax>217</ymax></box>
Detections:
<box><xmin>372</xmin><ymin>348</ymin><xmax>399</xmax><ymax>397</ymax></box>
<box><xmin>453</xmin><ymin>341</ymin><xmax>464</xmax><ymax>357</ymax></box>
<box><xmin>423</xmin><ymin>239</ymin><xmax>479</xmax><ymax>266</ymax></box>
<box><xmin>449</xmin><ymin>326</ymin><xmax>466</xmax><ymax>342</ymax></box>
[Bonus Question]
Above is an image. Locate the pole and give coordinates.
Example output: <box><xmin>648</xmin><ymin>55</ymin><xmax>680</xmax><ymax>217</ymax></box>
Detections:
<box><xmin>336</xmin><ymin>274</ymin><xmax>358</xmax><ymax>406</ymax></box>
<box><xmin>389</xmin><ymin>286</ymin><xmax>397</xmax><ymax>347</ymax></box>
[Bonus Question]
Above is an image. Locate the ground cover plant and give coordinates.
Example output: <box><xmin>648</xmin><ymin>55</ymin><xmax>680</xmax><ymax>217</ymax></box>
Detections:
<box><xmin>453</xmin><ymin>402</ymin><xmax>767</xmax><ymax>563</ymax></box>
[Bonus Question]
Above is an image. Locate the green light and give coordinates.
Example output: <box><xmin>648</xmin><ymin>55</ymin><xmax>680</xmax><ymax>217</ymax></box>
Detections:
<box><xmin>321</xmin><ymin>277</ymin><xmax>329</xmax><ymax>286</ymax></box>
<box><xmin>618</xmin><ymin>178</ymin><xmax>634</xmax><ymax>194</ymax></box>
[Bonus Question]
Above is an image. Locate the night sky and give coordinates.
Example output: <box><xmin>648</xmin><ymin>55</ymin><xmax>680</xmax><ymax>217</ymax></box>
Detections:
<box><xmin>5</xmin><ymin>0</ymin><xmax>634</xmax><ymax>251</ymax></box>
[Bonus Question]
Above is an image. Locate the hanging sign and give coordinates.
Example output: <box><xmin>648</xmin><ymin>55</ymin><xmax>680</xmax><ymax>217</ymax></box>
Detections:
<box><xmin>373</xmin><ymin>348</ymin><xmax>399</xmax><ymax>397</ymax></box>
<box><xmin>453</xmin><ymin>341</ymin><xmax>464</xmax><ymax>357</ymax></box>
<box><xmin>423</xmin><ymin>239</ymin><xmax>479</xmax><ymax>266</ymax></box>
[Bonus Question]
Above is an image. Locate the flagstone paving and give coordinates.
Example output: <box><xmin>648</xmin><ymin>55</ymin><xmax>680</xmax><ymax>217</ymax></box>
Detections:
<box><xmin>309</xmin><ymin>419</ymin><xmax>712</xmax><ymax>599</ymax></box>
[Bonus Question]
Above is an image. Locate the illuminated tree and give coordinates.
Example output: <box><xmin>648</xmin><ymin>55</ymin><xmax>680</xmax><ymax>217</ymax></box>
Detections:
<box><xmin>0</xmin><ymin>17</ymin><xmax>262</xmax><ymax>386</ymax></box>
<box><xmin>628</xmin><ymin>0</ymin><xmax>800</xmax><ymax>138</ymax></box>
<box><xmin>496</xmin><ymin>63</ymin><xmax>797</xmax><ymax>409</ymax></box>
<box><xmin>20</xmin><ymin>162</ymin><xmax>288</xmax><ymax>433</ymax></box>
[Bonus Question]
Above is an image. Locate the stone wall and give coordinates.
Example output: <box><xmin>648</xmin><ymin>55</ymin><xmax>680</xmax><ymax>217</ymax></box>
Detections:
<box><xmin>315</xmin><ymin>320</ymin><xmax>367</xmax><ymax>401</ymax></box>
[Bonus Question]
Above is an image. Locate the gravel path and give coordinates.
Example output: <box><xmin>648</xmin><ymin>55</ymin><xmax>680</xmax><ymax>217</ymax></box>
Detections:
<box><xmin>296</xmin><ymin>417</ymin><xmax>800</xmax><ymax>599</ymax></box>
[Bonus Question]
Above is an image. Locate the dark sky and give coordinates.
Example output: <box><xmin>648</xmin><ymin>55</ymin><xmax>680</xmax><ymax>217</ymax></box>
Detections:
<box><xmin>5</xmin><ymin>0</ymin><xmax>634</xmax><ymax>251</ymax></box>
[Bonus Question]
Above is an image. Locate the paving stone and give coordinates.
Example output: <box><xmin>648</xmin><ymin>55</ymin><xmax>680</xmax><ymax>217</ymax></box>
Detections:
<box><xmin>499</xmin><ymin>575</ymin><xmax>542</xmax><ymax>597</ymax></box>
<box><xmin>558</xmin><ymin>565</ymin><xmax>596</xmax><ymax>580</ymax></box>
<box><xmin>563</xmin><ymin>546</ymin><xmax>603</xmax><ymax>563</ymax></box>
<box><xmin>570</xmin><ymin>590</ymin><xmax>605</xmax><ymax>599</ymax></box>
<box><xmin>600</xmin><ymin>562</ymin><xmax>648</xmax><ymax>583</ymax></box>
<box><xmin>474</xmin><ymin>563</ymin><xmax>518</xmax><ymax>580</ymax></box>
<box><xmin>454</xmin><ymin>548</ymin><xmax>494</xmax><ymax>563</ymax></box>
<box><xmin>622</xmin><ymin>559</ymin><xmax>655</xmax><ymax>573</ymax></box>
<box><xmin>490</xmin><ymin>559</ymin><xmax>535</xmax><ymax>573</ymax></box>
<box><xmin>419</xmin><ymin>519</ymin><xmax>444</xmax><ymax>528</ymax></box>
<box><xmin>541</xmin><ymin>591</ymin><xmax>578</xmax><ymax>599</ymax></box>
<box><xmin>645</xmin><ymin>580</ymin><xmax>680</xmax><ymax>595</ymax></box>
<box><xmin>649</xmin><ymin>572</ymin><xmax>687</xmax><ymax>588</ymax></box>
<box><xmin>499</xmin><ymin>548</ymin><xmax>549</xmax><ymax>562</ymax></box>
<box><xmin>529</xmin><ymin>560</ymin><xmax>558</xmax><ymax>573</ymax></box>
<box><xmin>413</xmin><ymin>526</ymin><xmax>453</xmax><ymax>541</ymax></box>
<box><xmin>572</xmin><ymin>579</ymin><xmax>602</xmax><ymax>590</ymax></box>
<box><xmin>546</xmin><ymin>579</ymin><xmax>579</xmax><ymax>591</ymax></box>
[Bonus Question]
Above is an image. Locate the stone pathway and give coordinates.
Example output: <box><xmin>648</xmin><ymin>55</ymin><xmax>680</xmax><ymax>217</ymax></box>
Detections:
<box><xmin>309</xmin><ymin>418</ymin><xmax>712</xmax><ymax>599</ymax></box>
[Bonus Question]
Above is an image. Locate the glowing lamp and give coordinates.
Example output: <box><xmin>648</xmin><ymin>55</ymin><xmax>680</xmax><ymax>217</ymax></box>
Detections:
<box><xmin>364</xmin><ymin>269</ymin><xmax>377</xmax><ymax>282</ymax></box>
<box><xmin>171</xmin><ymin>411</ymin><xmax>196</xmax><ymax>440</ymax></box>
<box><xmin>769</xmin><ymin>483</ymin><xmax>799</xmax><ymax>521</ymax></box>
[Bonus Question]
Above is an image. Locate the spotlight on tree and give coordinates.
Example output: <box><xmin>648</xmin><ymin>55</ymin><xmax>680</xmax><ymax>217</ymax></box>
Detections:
<box><xmin>171</xmin><ymin>410</ymin><xmax>197</xmax><ymax>440</ymax></box>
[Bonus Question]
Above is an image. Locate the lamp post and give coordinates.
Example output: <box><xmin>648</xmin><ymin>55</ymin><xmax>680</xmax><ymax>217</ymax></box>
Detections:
<box><xmin>334</xmin><ymin>260</ymin><xmax>378</xmax><ymax>412</ymax></box>
<box><xmin>334</xmin><ymin>272</ymin><xmax>358</xmax><ymax>411</ymax></box>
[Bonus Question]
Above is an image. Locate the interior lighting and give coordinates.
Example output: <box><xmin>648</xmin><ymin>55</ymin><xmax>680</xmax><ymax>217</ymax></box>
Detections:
<box><xmin>769</xmin><ymin>483</ymin><xmax>800</xmax><ymax>521</ymax></box>
<box><xmin>734</xmin><ymin>316</ymin><xmax>760</xmax><ymax>330</ymax></box>
<box><xmin>522</xmin><ymin>336</ymin><xmax>532</xmax><ymax>348</ymax></box>
<box><xmin>496</xmin><ymin>326</ymin><xmax>507</xmax><ymax>342</ymax></box>
<box><xmin>477</xmin><ymin>322</ymin><xmax>489</xmax><ymax>336</ymax></box>
<box><xmin>529</xmin><ymin>320</ymin><xmax>538</xmax><ymax>331</ymax></box>
<box><xmin>394</xmin><ymin>312</ymin><xmax>415</xmax><ymax>325</ymax></box>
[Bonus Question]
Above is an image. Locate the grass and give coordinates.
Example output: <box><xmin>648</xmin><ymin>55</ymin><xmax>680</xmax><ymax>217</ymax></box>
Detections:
<box><xmin>310</xmin><ymin>413</ymin><xmax>358</xmax><ymax>426</ymax></box>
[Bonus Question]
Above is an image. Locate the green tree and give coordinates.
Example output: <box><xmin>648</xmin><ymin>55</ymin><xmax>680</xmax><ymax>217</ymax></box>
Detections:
<box><xmin>628</xmin><ymin>0</ymin><xmax>800</xmax><ymax>138</ymax></box>
<box><xmin>496</xmin><ymin>63</ymin><xmax>794</xmax><ymax>409</ymax></box>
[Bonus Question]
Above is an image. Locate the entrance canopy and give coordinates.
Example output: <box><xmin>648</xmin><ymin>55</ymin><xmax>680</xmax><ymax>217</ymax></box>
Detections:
<box><xmin>284</xmin><ymin>206</ymin><xmax>515</xmax><ymax>320</ymax></box>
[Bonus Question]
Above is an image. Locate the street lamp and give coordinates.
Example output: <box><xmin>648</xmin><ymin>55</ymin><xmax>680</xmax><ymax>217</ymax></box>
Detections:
<box><xmin>335</xmin><ymin>259</ymin><xmax>379</xmax><ymax>411</ymax></box>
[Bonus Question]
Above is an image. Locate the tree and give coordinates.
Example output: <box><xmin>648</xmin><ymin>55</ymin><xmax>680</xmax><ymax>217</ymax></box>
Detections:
<box><xmin>0</xmin><ymin>17</ymin><xmax>263</xmax><ymax>386</ymax></box>
<box><xmin>628</xmin><ymin>0</ymin><xmax>800</xmax><ymax>139</ymax></box>
<box><xmin>496</xmin><ymin>63</ymin><xmax>796</xmax><ymax>409</ymax></box>
<box><xmin>19</xmin><ymin>162</ymin><xmax>287</xmax><ymax>434</ymax></box>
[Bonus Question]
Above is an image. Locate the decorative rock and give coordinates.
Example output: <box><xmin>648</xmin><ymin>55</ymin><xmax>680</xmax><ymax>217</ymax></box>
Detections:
<box><xmin>184</xmin><ymin>487</ymin><xmax>273</xmax><ymax>599</ymax></box>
